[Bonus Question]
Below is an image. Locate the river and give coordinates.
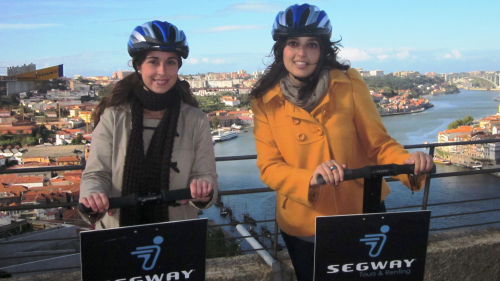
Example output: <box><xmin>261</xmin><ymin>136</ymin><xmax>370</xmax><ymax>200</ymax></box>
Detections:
<box><xmin>201</xmin><ymin>90</ymin><xmax>500</xmax><ymax>247</ymax></box>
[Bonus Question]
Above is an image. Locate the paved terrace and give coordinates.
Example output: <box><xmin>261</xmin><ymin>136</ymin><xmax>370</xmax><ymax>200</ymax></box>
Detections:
<box><xmin>3</xmin><ymin>226</ymin><xmax>500</xmax><ymax>281</ymax></box>
<box><xmin>19</xmin><ymin>145</ymin><xmax>86</xmax><ymax>159</ymax></box>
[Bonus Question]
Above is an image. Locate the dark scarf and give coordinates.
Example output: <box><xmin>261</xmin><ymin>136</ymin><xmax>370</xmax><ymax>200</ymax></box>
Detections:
<box><xmin>119</xmin><ymin>85</ymin><xmax>181</xmax><ymax>227</ymax></box>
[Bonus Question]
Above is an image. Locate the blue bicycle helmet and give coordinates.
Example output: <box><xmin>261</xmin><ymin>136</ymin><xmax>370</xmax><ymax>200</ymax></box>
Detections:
<box><xmin>127</xmin><ymin>20</ymin><xmax>189</xmax><ymax>59</ymax></box>
<box><xmin>272</xmin><ymin>4</ymin><xmax>332</xmax><ymax>41</ymax></box>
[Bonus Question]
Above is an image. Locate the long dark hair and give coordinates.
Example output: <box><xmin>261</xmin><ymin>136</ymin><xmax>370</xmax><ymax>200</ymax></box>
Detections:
<box><xmin>250</xmin><ymin>36</ymin><xmax>350</xmax><ymax>100</ymax></box>
<box><xmin>92</xmin><ymin>50</ymin><xmax>198</xmax><ymax>127</ymax></box>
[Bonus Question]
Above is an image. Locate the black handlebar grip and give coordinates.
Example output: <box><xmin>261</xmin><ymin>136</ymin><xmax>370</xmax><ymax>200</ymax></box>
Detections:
<box><xmin>162</xmin><ymin>188</ymin><xmax>214</xmax><ymax>202</ymax></box>
<box><xmin>392</xmin><ymin>163</ymin><xmax>436</xmax><ymax>175</ymax></box>
<box><xmin>108</xmin><ymin>194</ymin><xmax>139</xmax><ymax>209</ymax></box>
<box><xmin>77</xmin><ymin>193</ymin><xmax>138</xmax><ymax>214</ymax></box>
<box><xmin>77</xmin><ymin>202</ymin><xmax>93</xmax><ymax>214</ymax></box>
<box><xmin>431</xmin><ymin>164</ymin><xmax>437</xmax><ymax>173</ymax></box>
<box><xmin>392</xmin><ymin>164</ymin><xmax>415</xmax><ymax>176</ymax></box>
<box><xmin>162</xmin><ymin>188</ymin><xmax>193</xmax><ymax>202</ymax></box>
<box><xmin>343</xmin><ymin>166</ymin><xmax>372</xmax><ymax>181</ymax></box>
<box><xmin>316</xmin><ymin>166</ymin><xmax>372</xmax><ymax>185</ymax></box>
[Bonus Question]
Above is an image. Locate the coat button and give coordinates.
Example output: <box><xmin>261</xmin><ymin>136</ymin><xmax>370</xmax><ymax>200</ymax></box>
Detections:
<box><xmin>297</xmin><ymin>134</ymin><xmax>306</xmax><ymax>141</ymax></box>
<box><xmin>316</xmin><ymin>128</ymin><xmax>324</xmax><ymax>136</ymax></box>
<box><xmin>323</xmin><ymin>109</ymin><xmax>328</xmax><ymax>115</ymax></box>
<box><xmin>292</xmin><ymin>118</ymin><xmax>301</xmax><ymax>125</ymax></box>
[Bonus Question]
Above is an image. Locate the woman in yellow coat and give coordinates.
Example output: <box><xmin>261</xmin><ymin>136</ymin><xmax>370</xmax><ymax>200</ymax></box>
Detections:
<box><xmin>250</xmin><ymin>4</ymin><xmax>434</xmax><ymax>280</ymax></box>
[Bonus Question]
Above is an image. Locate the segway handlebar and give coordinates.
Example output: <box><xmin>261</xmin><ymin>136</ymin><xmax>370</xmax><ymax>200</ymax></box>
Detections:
<box><xmin>316</xmin><ymin>164</ymin><xmax>436</xmax><ymax>185</ymax></box>
<box><xmin>78</xmin><ymin>188</ymin><xmax>214</xmax><ymax>214</ymax></box>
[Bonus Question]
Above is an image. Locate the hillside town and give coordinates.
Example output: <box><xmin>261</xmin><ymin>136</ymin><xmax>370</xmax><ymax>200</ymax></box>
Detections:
<box><xmin>436</xmin><ymin>107</ymin><xmax>500</xmax><ymax>169</ymax></box>
<box><xmin>0</xmin><ymin>66</ymin><xmax>496</xmax><ymax>224</ymax></box>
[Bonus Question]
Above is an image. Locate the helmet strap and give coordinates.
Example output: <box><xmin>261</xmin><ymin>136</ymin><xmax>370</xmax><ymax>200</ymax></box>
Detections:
<box><xmin>134</xmin><ymin>69</ymin><xmax>157</xmax><ymax>93</ymax></box>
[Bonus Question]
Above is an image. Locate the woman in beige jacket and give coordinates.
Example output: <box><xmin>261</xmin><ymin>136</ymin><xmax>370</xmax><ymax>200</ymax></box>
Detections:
<box><xmin>79</xmin><ymin>20</ymin><xmax>217</xmax><ymax>229</ymax></box>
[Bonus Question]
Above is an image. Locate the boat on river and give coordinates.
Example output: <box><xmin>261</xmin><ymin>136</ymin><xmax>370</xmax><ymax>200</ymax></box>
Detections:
<box><xmin>220</xmin><ymin>206</ymin><xmax>229</xmax><ymax>217</ymax></box>
<box><xmin>260</xmin><ymin>225</ymin><xmax>272</xmax><ymax>238</ymax></box>
<box><xmin>433</xmin><ymin>156</ymin><xmax>451</xmax><ymax>165</ymax></box>
<box><xmin>229</xmin><ymin>216</ymin><xmax>240</xmax><ymax>226</ymax></box>
<box><xmin>242</xmin><ymin>212</ymin><xmax>257</xmax><ymax>225</ymax></box>
<box><xmin>215</xmin><ymin>197</ymin><xmax>223</xmax><ymax>207</ymax></box>
<box><xmin>212</xmin><ymin>130</ymin><xmax>238</xmax><ymax>142</ymax></box>
<box><xmin>231</xmin><ymin>124</ymin><xmax>242</xmax><ymax>130</ymax></box>
<box><xmin>472</xmin><ymin>162</ymin><xmax>483</xmax><ymax>169</ymax></box>
<box><xmin>248</xmin><ymin>226</ymin><xmax>259</xmax><ymax>240</ymax></box>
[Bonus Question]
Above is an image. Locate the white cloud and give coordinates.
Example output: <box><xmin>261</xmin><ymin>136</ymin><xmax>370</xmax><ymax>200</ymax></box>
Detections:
<box><xmin>212</xmin><ymin>59</ymin><xmax>227</xmax><ymax>64</ymax></box>
<box><xmin>452</xmin><ymin>50</ymin><xmax>461</xmax><ymax>58</ymax></box>
<box><xmin>92</xmin><ymin>15</ymin><xmax>199</xmax><ymax>23</ymax></box>
<box><xmin>396</xmin><ymin>50</ymin><xmax>410</xmax><ymax>59</ymax></box>
<box><xmin>222</xmin><ymin>2</ymin><xmax>282</xmax><ymax>13</ymax></box>
<box><xmin>443</xmin><ymin>50</ymin><xmax>461</xmax><ymax>59</ymax></box>
<box><xmin>369</xmin><ymin>48</ymin><xmax>394</xmax><ymax>55</ymax></box>
<box><xmin>186</xmin><ymin>58</ymin><xmax>199</xmax><ymax>64</ymax></box>
<box><xmin>0</xmin><ymin>23</ymin><xmax>58</xmax><ymax>30</ymax></box>
<box><xmin>202</xmin><ymin>58</ymin><xmax>209</xmax><ymax>63</ymax></box>
<box><xmin>197</xmin><ymin>25</ymin><xmax>267</xmax><ymax>33</ymax></box>
<box><xmin>338</xmin><ymin>48</ymin><xmax>371</xmax><ymax>61</ymax></box>
<box><xmin>377</xmin><ymin>54</ymin><xmax>389</xmax><ymax>60</ymax></box>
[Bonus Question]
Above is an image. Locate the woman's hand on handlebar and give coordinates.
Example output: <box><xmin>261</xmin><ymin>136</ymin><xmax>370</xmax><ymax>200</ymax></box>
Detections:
<box><xmin>80</xmin><ymin>193</ymin><xmax>116</xmax><ymax>216</ymax></box>
<box><xmin>180</xmin><ymin>178</ymin><xmax>214</xmax><ymax>205</ymax></box>
<box><xmin>310</xmin><ymin>160</ymin><xmax>345</xmax><ymax>186</ymax></box>
<box><xmin>403</xmin><ymin>151</ymin><xmax>434</xmax><ymax>175</ymax></box>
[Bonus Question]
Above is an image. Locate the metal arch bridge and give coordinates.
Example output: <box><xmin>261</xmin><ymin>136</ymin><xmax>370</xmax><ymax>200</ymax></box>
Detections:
<box><xmin>446</xmin><ymin>73</ymin><xmax>500</xmax><ymax>88</ymax></box>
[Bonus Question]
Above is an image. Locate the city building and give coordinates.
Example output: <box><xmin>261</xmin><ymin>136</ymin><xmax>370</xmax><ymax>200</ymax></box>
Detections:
<box><xmin>112</xmin><ymin>71</ymin><xmax>133</xmax><ymax>79</ymax></box>
<box><xmin>369</xmin><ymin>70</ymin><xmax>384</xmax><ymax>77</ymax></box>
<box><xmin>6</xmin><ymin>64</ymin><xmax>36</xmax><ymax>95</ymax></box>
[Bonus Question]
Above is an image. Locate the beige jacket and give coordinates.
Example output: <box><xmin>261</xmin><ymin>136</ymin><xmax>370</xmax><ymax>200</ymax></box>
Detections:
<box><xmin>80</xmin><ymin>102</ymin><xmax>218</xmax><ymax>229</ymax></box>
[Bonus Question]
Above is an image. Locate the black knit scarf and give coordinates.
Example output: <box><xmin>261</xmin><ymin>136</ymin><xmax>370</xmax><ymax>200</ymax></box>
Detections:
<box><xmin>119</xmin><ymin>85</ymin><xmax>181</xmax><ymax>227</ymax></box>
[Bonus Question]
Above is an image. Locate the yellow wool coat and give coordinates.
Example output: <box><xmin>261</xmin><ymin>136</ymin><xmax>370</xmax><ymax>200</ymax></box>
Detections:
<box><xmin>251</xmin><ymin>68</ymin><xmax>422</xmax><ymax>237</ymax></box>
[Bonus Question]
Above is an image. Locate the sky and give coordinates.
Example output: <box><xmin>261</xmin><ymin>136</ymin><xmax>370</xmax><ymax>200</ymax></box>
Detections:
<box><xmin>1</xmin><ymin>0</ymin><xmax>500</xmax><ymax>78</ymax></box>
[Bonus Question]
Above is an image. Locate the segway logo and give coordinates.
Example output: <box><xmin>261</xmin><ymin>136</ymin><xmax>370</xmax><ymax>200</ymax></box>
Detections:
<box><xmin>359</xmin><ymin>225</ymin><xmax>390</xmax><ymax>257</ymax></box>
<box><xmin>131</xmin><ymin>236</ymin><xmax>164</xmax><ymax>270</ymax></box>
<box><xmin>326</xmin><ymin>224</ymin><xmax>416</xmax><ymax>275</ymax></box>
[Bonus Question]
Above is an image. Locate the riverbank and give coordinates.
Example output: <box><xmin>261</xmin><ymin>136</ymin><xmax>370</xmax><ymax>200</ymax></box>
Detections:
<box><xmin>380</xmin><ymin>107</ymin><xmax>428</xmax><ymax>117</ymax></box>
<box><xmin>462</xmin><ymin>87</ymin><xmax>500</xmax><ymax>91</ymax></box>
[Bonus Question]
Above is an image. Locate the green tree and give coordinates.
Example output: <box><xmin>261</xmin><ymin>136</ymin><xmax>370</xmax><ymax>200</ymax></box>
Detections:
<box><xmin>463</xmin><ymin>115</ymin><xmax>474</xmax><ymax>124</ymax></box>
<box><xmin>381</xmin><ymin>86</ymin><xmax>396</xmax><ymax>98</ymax></box>
<box><xmin>238</xmin><ymin>94</ymin><xmax>250</xmax><ymax>108</ymax></box>
<box><xmin>98</xmin><ymin>83</ymin><xmax>116</xmax><ymax>98</ymax></box>
<box><xmin>447</xmin><ymin>115</ymin><xmax>475</xmax><ymax>130</ymax></box>
<box><xmin>211</xmin><ymin>116</ymin><xmax>220</xmax><ymax>129</ymax></box>
<box><xmin>35</xmin><ymin>79</ymin><xmax>67</xmax><ymax>94</ymax></box>
<box><xmin>443</xmin><ymin>84</ymin><xmax>460</xmax><ymax>94</ymax></box>
<box><xmin>70</xmin><ymin>133</ymin><xmax>84</xmax><ymax>145</ymax></box>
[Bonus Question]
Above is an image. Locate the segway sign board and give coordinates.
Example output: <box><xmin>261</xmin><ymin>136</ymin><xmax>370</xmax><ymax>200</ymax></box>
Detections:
<box><xmin>80</xmin><ymin>218</ymin><xmax>207</xmax><ymax>281</ymax></box>
<box><xmin>314</xmin><ymin>211</ymin><xmax>430</xmax><ymax>281</ymax></box>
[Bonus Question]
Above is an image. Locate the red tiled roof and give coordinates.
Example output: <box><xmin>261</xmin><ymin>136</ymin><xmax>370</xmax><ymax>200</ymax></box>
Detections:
<box><xmin>0</xmin><ymin>176</ymin><xmax>44</xmax><ymax>184</ymax></box>
<box><xmin>57</xmin><ymin>156</ymin><xmax>79</xmax><ymax>162</ymax></box>
<box><xmin>443</xmin><ymin>126</ymin><xmax>473</xmax><ymax>134</ymax></box>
